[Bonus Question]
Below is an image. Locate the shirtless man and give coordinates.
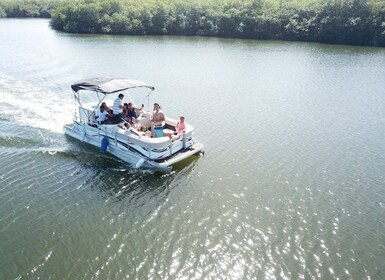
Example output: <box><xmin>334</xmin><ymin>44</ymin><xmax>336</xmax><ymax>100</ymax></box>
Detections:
<box><xmin>151</xmin><ymin>103</ymin><xmax>165</xmax><ymax>137</ymax></box>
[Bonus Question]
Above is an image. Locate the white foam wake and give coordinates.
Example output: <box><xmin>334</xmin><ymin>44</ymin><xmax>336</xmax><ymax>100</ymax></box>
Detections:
<box><xmin>0</xmin><ymin>73</ymin><xmax>74</xmax><ymax>133</ymax></box>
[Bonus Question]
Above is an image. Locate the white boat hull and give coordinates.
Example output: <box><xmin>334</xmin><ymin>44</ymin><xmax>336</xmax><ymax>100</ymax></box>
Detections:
<box><xmin>65</xmin><ymin>76</ymin><xmax>204</xmax><ymax>171</ymax></box>
<box><xmin>64</xmin><ymin>121</ymin><xmax>203</xmax><ymax>170</ymax></box>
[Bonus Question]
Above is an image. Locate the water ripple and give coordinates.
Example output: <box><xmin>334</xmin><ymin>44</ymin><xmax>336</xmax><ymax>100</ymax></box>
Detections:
<box><xmin>1</xmin><ymin>19</ymin><xmax>385</xmax><ymax>280</ymax></box>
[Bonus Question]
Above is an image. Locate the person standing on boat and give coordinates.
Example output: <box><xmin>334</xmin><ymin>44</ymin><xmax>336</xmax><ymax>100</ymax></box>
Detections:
<box><xmin>113</xmin><ymin>93</ymin><xmax>124</xmax><ymax>121</ymax></box>
<box><xmin>150</xmin><ymin>103</ymin><xmax>165</xmax><ymax>137</ymax></box>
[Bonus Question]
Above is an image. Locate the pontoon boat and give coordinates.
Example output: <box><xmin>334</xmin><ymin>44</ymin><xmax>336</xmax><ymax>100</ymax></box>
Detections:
<box><xmin>63</xmin><ymin>77</ymin><xmax>204</xmax><ymax>170</ymax></box>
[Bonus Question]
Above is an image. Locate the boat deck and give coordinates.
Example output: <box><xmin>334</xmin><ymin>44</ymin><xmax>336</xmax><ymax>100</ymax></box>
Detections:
<box><xmin>155</xmin><ymin>142</ymin><xmax>204</xmax><ymax>166</ymax></box>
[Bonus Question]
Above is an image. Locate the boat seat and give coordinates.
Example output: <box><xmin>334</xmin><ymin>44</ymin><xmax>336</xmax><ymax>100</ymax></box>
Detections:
<box><xmin>138</xmin><ymin>114</ymin><xmax>151</xmax><ymax>128</ymax></box>
<box><xmin>163</xmin><ymin>128</ymin><xmax>174</xmax><ymax>135</ymax></box>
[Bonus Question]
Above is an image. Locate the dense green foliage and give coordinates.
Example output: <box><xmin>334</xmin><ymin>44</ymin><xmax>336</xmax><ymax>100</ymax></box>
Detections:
<box><xmin>1</xmin><ymin>0</ymin><xmax>384</xmax><ymax>46</ymax></box>
<box><xmin>0</xmin><ymin>0</ymin><xmax>58</xmax><ymax>18</ymax></box>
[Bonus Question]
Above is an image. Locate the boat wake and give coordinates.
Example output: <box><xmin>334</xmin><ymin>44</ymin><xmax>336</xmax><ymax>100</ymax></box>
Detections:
<box><xmin>0</xmin><ymin>73</ymin><xmax>73</xmax><ymax>133</ymax></box>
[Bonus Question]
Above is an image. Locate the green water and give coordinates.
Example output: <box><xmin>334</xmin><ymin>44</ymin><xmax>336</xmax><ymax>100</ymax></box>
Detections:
<box><xmin>1</xmin><ymin>19</ymin><xmax>385</xmax><ymax>279</ymax></box>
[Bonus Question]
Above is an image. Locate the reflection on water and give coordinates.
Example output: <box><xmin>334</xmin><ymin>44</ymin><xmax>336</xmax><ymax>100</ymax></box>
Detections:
<box><xmin>1</xmin><ymin>19</ymin><xmax>385</xmax><ymax>279</ymax></box>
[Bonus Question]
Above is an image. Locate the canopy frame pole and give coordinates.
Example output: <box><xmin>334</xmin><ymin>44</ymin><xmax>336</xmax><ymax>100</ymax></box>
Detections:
<box><xmin>71</xmin><ymin>78</ymin><xmax>155</xmax><ymax>123</ymax></box>
<box><xmin>126</xmin><ymin>93</ymin><xmax>135</xmax><ymax>108</ymax></box>
<box><xmin>73</xmin><ymin>90</ymin><xmax>81</xmax><ymax>122</ymax></box>
<box><xmin>146</xmin><ymin>87</ymin><xmax>154</xmax><ymax>109</ymax></box>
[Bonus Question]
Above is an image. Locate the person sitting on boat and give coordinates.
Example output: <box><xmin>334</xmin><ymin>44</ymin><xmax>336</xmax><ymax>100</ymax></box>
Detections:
<box><xmin>101</xmin><ymin>102</ymin><xmax>110</xmax><ymax>111</ymax></box>
<box><xmin>165</xmin><ymin>116</ymin><xmax>186</xmax><ymax>140</ymax></box>
<box><xmin>175</xmin><ymin>116</ymin><xmax>185</xmax><ymax>134</ymax></box>
<box><xmin>173</xmin><ymin>116</ymin><xmax>186</xmax><ymax>141</ymax></box>
<box><xmin>118</xmin><ymin>122</ymin><xmax>142</xmax><ymax>138</ymax></box>
<box><xmin>105</xmin><ymin>109</ymin><xmax>116</xmax><ymax>124</ymax></box>
<box><xmin>127</xmin><ymin>102</ymin><xmax>144</xmax><ymax>119</ymax></box>
<box><xmin>96</xmin><ymin>105</ymin><xmax>108</xmax><ymax>124</ymax></box>
<box><xmin>113</xmin><ymin>93</ymin><xmax>124</xmax><ymax>121</ymax></box>
<box><xmin>122</xmin><ymin>103</ymin><xmax>129</xmax><ymax>121</ymax></box>
<box><xmin>150</xmin><ymin>103</ymin><xmax>165</xmax><ymax>137</ymax></box>
<box><xmin>130</xmin><ymin>117</ymin><xmax>142</xmax><ymax>131</ymax></box>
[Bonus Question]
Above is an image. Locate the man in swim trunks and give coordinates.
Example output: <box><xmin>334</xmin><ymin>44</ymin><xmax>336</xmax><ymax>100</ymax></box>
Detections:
<box><xmin>151</xmin><ymin>103</ymin><xmax>165</xmax><ymax>137</ymax></box>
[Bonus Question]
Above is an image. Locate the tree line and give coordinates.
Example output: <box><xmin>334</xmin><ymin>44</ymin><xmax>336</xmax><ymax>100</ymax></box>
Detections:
<box><xmin>1</xmin><ymin>0</ymin><xmax>384</xmax><ymax>46</ymax></box>
<box><xmin>0</xmin><ymin>0</ymin><xmax>57</xmax><ymax>18</ymax></box>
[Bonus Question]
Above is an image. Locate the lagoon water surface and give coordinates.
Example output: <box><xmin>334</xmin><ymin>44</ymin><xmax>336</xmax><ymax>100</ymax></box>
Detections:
<box><xmin>1</xmin><ymin>19</ymin><xmax>385</xmax><ymax>279</ymax></box>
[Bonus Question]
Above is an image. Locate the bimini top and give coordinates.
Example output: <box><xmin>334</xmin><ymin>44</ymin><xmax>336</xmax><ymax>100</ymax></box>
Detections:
<box><xmin>71</xmin><ymin>76</ymin><xmax>155</xmax><ymax>94</ymax></box>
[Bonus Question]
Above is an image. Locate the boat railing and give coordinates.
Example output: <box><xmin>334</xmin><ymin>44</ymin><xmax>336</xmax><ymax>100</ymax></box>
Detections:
<box><xmin>78</xmin><ymin>105</ymin><xmax>192</xmax><ymax>158</ymax></box>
